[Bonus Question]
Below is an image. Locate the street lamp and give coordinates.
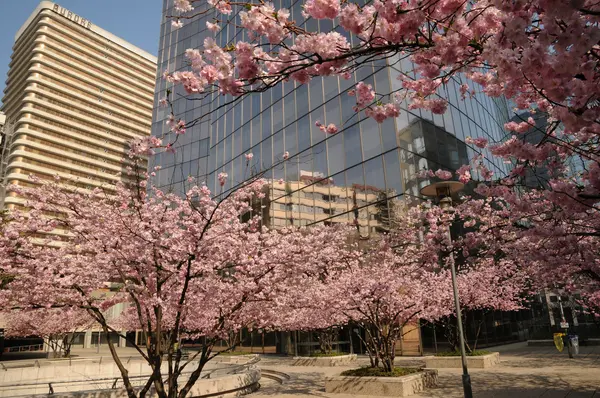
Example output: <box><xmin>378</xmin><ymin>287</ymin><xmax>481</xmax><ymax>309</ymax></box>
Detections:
<box><xmin>420</xmin><ymin>180</ymin><xmax>473</xmax><ymax>398</ymax></box>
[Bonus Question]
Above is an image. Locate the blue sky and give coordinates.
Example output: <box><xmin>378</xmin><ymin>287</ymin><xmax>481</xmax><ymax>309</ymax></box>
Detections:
<box><xmin>0</xmin><ymin>0</ymin><xmax>162</xmax><ymax>106</ymax></box>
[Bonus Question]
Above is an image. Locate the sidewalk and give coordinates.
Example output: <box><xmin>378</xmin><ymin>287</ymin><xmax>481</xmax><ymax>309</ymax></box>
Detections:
<box><xmin>251</xmin><ymin>343</ymin><xmax>600</xmax><ymax>397</ymax></box>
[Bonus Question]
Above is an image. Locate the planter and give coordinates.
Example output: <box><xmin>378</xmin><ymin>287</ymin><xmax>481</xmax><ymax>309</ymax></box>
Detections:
<box><xmin>292</xmin><ymin>354</ymin><xmax>357</xmax><ymax>367</ymax></box>
<box><xmin>325</xmin><ymin>369</ymin><xmax>437</xmax><ymax>397</ymax></box>
<box><xmin>0</xmin><ymin>363</ymin><xmax>260</xmax><ymax>397</ymax></box>
<box><xmin>424</xmin><ymin>352</ymin><xmax>500</xmax><ymax>369</ymax></box>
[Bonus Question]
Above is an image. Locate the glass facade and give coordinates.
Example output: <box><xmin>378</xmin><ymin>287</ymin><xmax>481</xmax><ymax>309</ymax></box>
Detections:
<box><xmin>151</xmin><ymin>0</ymin><xmax>511</xmax><ymax>231</ymax></box>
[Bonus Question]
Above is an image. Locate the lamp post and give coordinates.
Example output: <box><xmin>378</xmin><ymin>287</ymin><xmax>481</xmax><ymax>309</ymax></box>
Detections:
<box><xmin>421</xmin><ymin>180</ymin><xmax>473</xmax><ymax>398</ymax></box>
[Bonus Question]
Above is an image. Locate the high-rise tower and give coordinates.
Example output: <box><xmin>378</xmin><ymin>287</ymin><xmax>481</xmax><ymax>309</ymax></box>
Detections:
<box><xmin>0</xmin><ymin>2</ymin><xmax>157</xmax><ymax>209</ymax></box>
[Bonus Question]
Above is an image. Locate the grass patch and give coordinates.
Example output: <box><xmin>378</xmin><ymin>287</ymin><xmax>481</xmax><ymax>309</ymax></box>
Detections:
<box><xmin>435</xmin><ymin>350</ymin><xmax>491</xmax><ymax>357</ymax></box>
<box><xmin>218</xmin><ymin>351</ymin><xmax>254</xmax><ymax>356</ymax></box>
<box><xmin>340</xmin><ymin>367</ymin><xmax>421</xmax><ymax>377</ymax></box>
<box><xmin>309</xmin><ymin>352</ymin><xmax>348</xmax><ymax>357</ymax></box>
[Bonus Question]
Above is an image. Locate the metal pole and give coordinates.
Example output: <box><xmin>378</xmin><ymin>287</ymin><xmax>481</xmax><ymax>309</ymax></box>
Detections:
<box><xmin>557</xmin><ymin>294</ymin><xmax>573</xmax><ymax>358</ymax></box>
<box><xmin>96</xmin><ymin>331</ymin><xmax>101</xmax><ymax>354</ymax></box>
<box><xmin>349</xmin><ymin>327</ymin><xmax>354</xmax><ymax>355</ymax></box>
<box><xmin>294</xmin><ymin>331</ymin><xmax>298</xmax><ymax>357</ymax></box>
<box><xmin>447</xmin><ymin>228</ymin><xmax>473</xmax><ymax>398</ymax></box>
<box><xmin>433</xmin><ymin>325</ymin><xmax>438</xmax><ymax>354</ymax></box>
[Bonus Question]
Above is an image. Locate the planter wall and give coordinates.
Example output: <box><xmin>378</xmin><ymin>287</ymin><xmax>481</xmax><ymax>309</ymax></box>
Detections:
<box><xmin>324</xmin><ymin>369</ymin><xmax>438</xmax><ymax>397</ymax></box>
<box><xmin>0</xmin><ymin>365</ymin><xmax>260</xmax><ymax>397</ymax></box>
<box><xmin>424</xmin><ymin>352</ymin><xmax>500</xmax><ymax>369</ymax></box>
<box><xmin>292</xmin><ymin>354</ymin><xmax>357</xmax><ymax>367</ymax></box>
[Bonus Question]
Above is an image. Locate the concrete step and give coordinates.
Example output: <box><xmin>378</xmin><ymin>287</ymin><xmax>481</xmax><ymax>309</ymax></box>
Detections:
<box><xmin>260</xmin><ymin>368</ymin><xmax>291</xmax><ymax>384</ymax></box>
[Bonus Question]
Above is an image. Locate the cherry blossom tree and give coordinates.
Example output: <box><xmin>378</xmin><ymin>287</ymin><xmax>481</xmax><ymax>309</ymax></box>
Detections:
<box><xmin>453</xmin><ymin>179</ymin><xmax>600</xmax><ymax>314</ymax></box>
<box><xmin>3</xmin><ymin>308</ymin><xmax>93</xmax><ymax>358</ymax></box>
<box><xmin>329</xmin><ymin>240</ymin><xmax>451</xmax><ymax>372</ymax></box>
<box><xmin>0</xmin><ymin>165</ymin><xmax>354</xmax><ymax>398</ymax></box>
<box><xmin>275</xmin><ymin>202</ymin><xmax>529</xmax><ymax>371</ymax></box>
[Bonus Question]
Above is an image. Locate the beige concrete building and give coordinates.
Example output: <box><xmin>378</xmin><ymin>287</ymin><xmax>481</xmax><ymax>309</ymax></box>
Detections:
<box><xmin>268</xmin><ymin>170</ymin><xmax>401</xmax><ymax>238</ymax></box>
<box><xmin>0</xmin><ymin>1</ymin><xmax>157</xmax><ymax>209</ymax></box>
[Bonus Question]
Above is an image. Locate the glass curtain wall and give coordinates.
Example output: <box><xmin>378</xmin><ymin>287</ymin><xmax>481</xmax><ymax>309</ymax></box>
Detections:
<box><xmin>151</xmin><ymin>0</ymin><xmax>517</xmax><ymax>353</ymax></box>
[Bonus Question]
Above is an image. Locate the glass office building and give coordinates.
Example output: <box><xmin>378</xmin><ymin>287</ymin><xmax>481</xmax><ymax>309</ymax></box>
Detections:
<box><xmin>150</xmin><ymin>0</ymin><xmax>511</xmax><ymax>233</ymax></box>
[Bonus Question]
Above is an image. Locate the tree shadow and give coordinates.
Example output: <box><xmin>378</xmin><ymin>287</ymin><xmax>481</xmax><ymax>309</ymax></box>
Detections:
<box><xmin>416</xmin><ymin>371</ymin><xmax>598</xmax><ymax>397</ymax></box>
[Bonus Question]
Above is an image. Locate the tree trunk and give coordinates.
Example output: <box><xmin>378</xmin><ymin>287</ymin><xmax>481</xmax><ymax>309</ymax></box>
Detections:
<box><xmin>381</xmin><ymin>356</ymin><xmax>394</xmax><ymax>373</ymax></box>
<box><xmin>317</xmin><ymin>329</ymin><xmax>335</xmax><ymax>354</ymax></box>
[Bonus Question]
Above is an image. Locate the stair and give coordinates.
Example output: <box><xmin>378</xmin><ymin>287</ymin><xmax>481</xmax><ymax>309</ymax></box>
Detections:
<box><xmin>260</xmin><ymin>368</ymin><xmax>291</xmax><ymax>384</ymax></box>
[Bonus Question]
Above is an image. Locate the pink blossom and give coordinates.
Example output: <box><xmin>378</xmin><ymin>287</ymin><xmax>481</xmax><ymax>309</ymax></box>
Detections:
<box><xmin>206</xmin><ymin>21</ymin><xmax>220</xmax><ymax>33</ymax></box>
<box><xmin>245</xmin><ymin>153</ymin><xmax>254</xmax><ymax>162</ymax></box>
<box><xmin>354</xmin><ymin>81</ymin><xmax>375</xmax><ymax>108</ymax></box>
<box><xmin>504</xmin><ymin>120</ymin><xmax>532</xmax><ymax>133</ymax></box>
<box><xmin>459</xmin><ymin>84</ymin><xmax>470</xmax><ymax>100</ymax></box>
<box><xmin>208</xmin><ymin>0</ymin><xmax>232</xmax><ymax>14</ymax></box>
<box><xmin>463</xmin><ymin>219</ymin><xmax>476</xmax><ymax>228</ymax></box>
<box><xmin>240</xmin><ymin>3</ymin><xmax>288</xmax><ymax>43</ymax></box>
<box><xmin>428</xmin><ymin>99</ymin><xmax>448</xmax><ymax>114</ymax></box>
<box><xmin>303</xmin><ymin>0</ymin><xmax>341</xmax><ymax>19</ymax></box>
<box><xmin>316</xmin><ymin>121</ymin><xmax>339</xmax><ymax>134</ymax></box>
<box><xmin>174</xmin><ymin>0</ymin><xmax>193</xmax><ymax>12</ymax></box>
<box><xmin>417</xmin><ymin>169</ymin><xmax>435</xmax><ymax>178</ymax></box>
<box><xmin>339</xmin><ymin>3</ymin><xmax>370</xmax><ymax>35</ymax></box>
<box><xmin>365</xmin><ymin>103</ymin><xmax>400</xmax><ymax>123</ymax></box>
<box><xmin>325</xmin><ymin>124</ymin><xmax>338</xmax><ymax>134</ymax></box>
<box><xmin>171</xmin><ymin>20</ymin><xmax>184</xmax><ymax>29</ymax></box>
<box><xmin>456</xmin><ymin>165</ymin><xmax>472</xmax><ymax>184</ymax></box>
<box><xmin>283</xmin><ymin>151</ymin><xmax>289</xmax><ymax>160</ymax></box>
<box><xmin>435</xmin><ymin>169</ymin><xmax>453</xmax><ymax>180</ymax></box>
<box><xmin>218</xmin><ymin>172</ymin><xmax>228</xmax><ymax>186</ymax></box>
<box><xmin>465</xmin><ymin>137</ymin><xmax>488</xmax><ymax>148</ymax></box>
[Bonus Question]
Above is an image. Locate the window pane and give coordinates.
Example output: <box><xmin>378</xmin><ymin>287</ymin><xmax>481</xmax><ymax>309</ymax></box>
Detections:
<box><xmin>344</xmin><ymin>123</ymin><xmax>362</xmax><ymax>167</ymax></box>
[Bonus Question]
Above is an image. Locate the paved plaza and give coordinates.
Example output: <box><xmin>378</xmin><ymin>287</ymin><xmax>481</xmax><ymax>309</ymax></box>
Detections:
<box><xmin>252</xmin><ymin>343</ymin><xmax>600</xmax><ymax>398</ymax></box>
<box><xmin>1</xmin><ymin>342</ymin><xmax>598</xmax><ymax>397</ymax></box>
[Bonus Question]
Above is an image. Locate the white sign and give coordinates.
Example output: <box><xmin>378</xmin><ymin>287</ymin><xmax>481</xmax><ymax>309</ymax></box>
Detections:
<box><xmin>560</xmin><ymin>322</ymin><xmax>569</xmax><ymax>329</ymax></box>
<box><xmin>53</xmin><ymin>4</ymin><xmax>92</xmax><ymax>29</ymax></box>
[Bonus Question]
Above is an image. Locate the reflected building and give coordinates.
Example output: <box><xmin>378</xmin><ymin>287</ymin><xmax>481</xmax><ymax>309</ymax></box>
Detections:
<box><xmin>268</xmin><ymin>170</ymin><xmax>398</xmax><ymax>236</ymax></box>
